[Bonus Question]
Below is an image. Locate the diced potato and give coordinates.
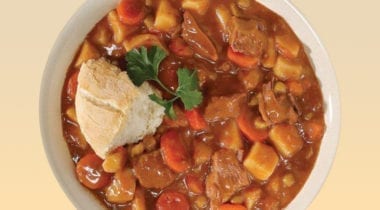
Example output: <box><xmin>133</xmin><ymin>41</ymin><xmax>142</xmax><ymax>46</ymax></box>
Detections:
<box><xmin>269</xmin><ymin>124</ymin><xmax>304</xmax><ymax>158</ymax></box>
<box><xmin>243</xmin><ymin>143</ymin><xmax>279</xmax><ymax>181</ymax></box>
<box><xmin>91</xmin><ymin>25</ymin><xmax>112</xmax><ymax>46</ymax></box>
<box><xmin>219</xmin><ymin>120</ymin><xmax>243</xmax><ymax>151</ymax></box>
<box><xmin>193</xmin><ymin>140</ymin><xmax>213</xmax><ymax>165</ymax></box>
<box><xmin>273</xmin><ymin>56</ymin><xmax>303</xmax><ymax>81</ymax></box>
<box><xmin>143</xmin><ymin>15</ymin><xmax>154</xmax><ymax>31</ymax></box>
<box><xmin>254</xmin><ymin>118</ymin><xmax>268</xmax><ymax>130</ymax></box>
<box><xmin>102</xmin><ymin>147</ymin><xmax>128</xmax><ymax>173</ymax></box>
<box><xmin>248</xmin><ymin>95</ymin><xmax>258</xmax><ymax>107</ymax></box>
<box><xmin>274</xmin><ymin>81</ymin><xmax>287</xmax><ymax>94</ymax></box>
<box><xmin>242</xmin><ymin>187</ymin><xmax>262</xmax><ymax>209</ymax></box>
<box><xmin>142</xmin><ymin>135</ymin><xmax>156</xmax><ymax>152</ymax></box>
<box><xmin>237</xmin><ymin>0</ymin><xmax>252</xmax><ymax>9</ymax></box>
<box><xmin>74</xmin><ymin>40</ymin><xmax>100</xmax><ymax>68</ymax></box>
<box><xmin>194</xmin><ymin>195</ymin><xmax>208</xmax><ymax>208</ymax></box>
<box><xmin>262</xmin><ymin>37</ymin><xmax>277</xmax><ymax>68</ymax></box>
<box><xmin>132</xmin><ymin>187</ymin><xmax>146</xmax><ymax>210</ymax></box>
<box><xmin>303</xmin><ymin>120</ymin><xmax>325</xmax><ymax>142</ymax></box>
<box><xmin>107</xmin><ymin>10</ymin><xmax>137</xmax><ymax>43</ymax></box>
<box><xmin>130</xmin><ymin>142</ymin><xmax>145</xmax><ymax>157</ymax></box>
<box><xmin>282</xmin><ymin>173</ymin><xmax>296</xmax><ymax>187</ymax></box>
<box><xmin>105</xmin><ymin>169</ymin><xmax>136</xmax><ymax>203</ymax></box>
<box><xmin>182</xmin><ymin>0</ymin><xmax>210</xmax><ymax>15</ymax></box>
<box><xmin>215</xmin><ymin>5</ymin><xmax>232</xmax><ymax>31</ymax></box>
<box><xmin>154</xmin><ymin>0</ymin><xmax>180</xmax><ymax>33</ymax></box>
<box><xmin>275</xmin><ymin>33</ymin><xmax>301</xmax><ymax>59</ymax></box>
<box><xmin>238</xmin><ymin>68</ymin><xmax>264</xmax><ymax>91</ymax></box>
<box><xmin>230</xmin><ymin>194</ymin><xmax>244</xmax><ymax>204</ymax></box>
<box><xmin>65</xmin><ymin>106</ymin><xmax>77</xmax><ymax>122</ymax></box>
<box><xmin>123</xmin><ymin>34</ymin><xmax>168</xmax><ymax>52</ymax></box>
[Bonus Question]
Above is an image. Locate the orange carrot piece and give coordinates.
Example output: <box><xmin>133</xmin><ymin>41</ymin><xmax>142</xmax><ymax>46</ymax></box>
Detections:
<box><xmin>219</xmin><ymin>204</ymin><xmax>247</xmax><ymax>210</ymax></box>
<box><xmin>185</xmin><ymin>108</ymin><xmax>208</xmax><ymax>131</ymax></box>
<box><xmin>227</xmin><ymin>47</ymin><xmax>259</xmax><ymax>68</ymax></box>
<box><xmin>237</xmin><ymin>110</ymin><xmax>268</xmax><ymax>143</ymax></box>
<box><xmin>160</xmin><ymin>130</ymin><xmax>191</xmax><ymax>173</ymax></box>
<box><xmin>117</xmin><ymin>0</ymin><xmax>145</xmax><ymax>25</ymax></box>
<box><xmin>156</xmin><ymin>191</ymin><xmax>190</xmax><ymax>210</ymax></box>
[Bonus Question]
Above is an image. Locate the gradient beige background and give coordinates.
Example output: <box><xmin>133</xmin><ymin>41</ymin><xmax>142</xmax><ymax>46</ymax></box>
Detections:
<box><xmin>0</xmin><ymin>0</ymin><xmax>379</xmax><ymax>209</ymax></box>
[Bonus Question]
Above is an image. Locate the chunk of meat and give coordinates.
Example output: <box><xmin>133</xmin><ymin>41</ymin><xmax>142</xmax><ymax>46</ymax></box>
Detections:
<box><xmin>228</xmin><ymin>17</ymin><xmax>268</xmax><ymax>58</ymax></box>
<box><xmin>204</xmin><ymin>94</ymin><xmax>245</xmax><ymax>122</ymax></box>
<box><xmin>206</xmin><ymin>149</ymin><xmax>250</xmax><ymax>209</ymax></box>
<box><xmin>182</xmin><ymin>11</ymin><xmax>218</xmax><ymax>61</ymax></box>
<box><xmin>133</xmin><ymin>151</ymin><xmax>176</xmax><ymax>189</ymax></box>
<box><xmin>258</xmin><ymin>83</ymin><xmax>298</xmax><ymax>125</ymax></box>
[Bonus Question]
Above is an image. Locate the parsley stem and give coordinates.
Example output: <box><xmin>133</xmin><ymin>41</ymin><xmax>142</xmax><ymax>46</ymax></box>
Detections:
<box><xmin>155</xmin><ymin>79</ymin><xmax>177</xmax><ymax>96</ymax></box>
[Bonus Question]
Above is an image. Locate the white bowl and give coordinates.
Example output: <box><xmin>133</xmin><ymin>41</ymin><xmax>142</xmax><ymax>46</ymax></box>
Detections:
<box><xmin>40</xmin><ymin>0</ymin><xmax>340</xmax><ymax>209</ymax></box>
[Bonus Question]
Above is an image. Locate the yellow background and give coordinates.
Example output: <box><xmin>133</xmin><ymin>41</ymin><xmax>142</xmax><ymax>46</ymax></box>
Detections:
<box><xmin>0</xmin><ymin>0</ymin><xmax>379</xmax><ymax>209</ymax></box>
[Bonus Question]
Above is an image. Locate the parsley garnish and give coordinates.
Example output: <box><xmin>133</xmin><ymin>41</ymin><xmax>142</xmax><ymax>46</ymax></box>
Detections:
<box><xmin>126</xmin><ymin>46</ymin><xmax>203</xmax><ymax>119</ymax></box>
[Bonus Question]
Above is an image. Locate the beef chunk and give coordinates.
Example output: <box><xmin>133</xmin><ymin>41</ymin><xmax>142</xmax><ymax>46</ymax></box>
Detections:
<box><xmin>206</xmin><ymin>149</ymin><xmax>251</xmax><ymax>209</ymax></box>
<box><xmin>228</xmin><ymin>17</ymin><xmax>268</xmax><ymax>57</ymax></box>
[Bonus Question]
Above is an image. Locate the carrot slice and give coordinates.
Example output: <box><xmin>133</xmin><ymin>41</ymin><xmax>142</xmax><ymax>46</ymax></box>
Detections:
<box><xmin>156</xmin><ymin>191</ymin><xmax>190</xmax><ymax>210</ymax></box>
<box><xmin>227</xmin><ymin>47</ymin><xmax>259</xmax><ymax>68</ymax></box>
<box><xmin>76</xmin><ymin>153</ymin><xmax>112</xmax><ymax>190</ymax></box>
<box><xmin>237</xmin><ymin>109</ymin><xmax>268</xmax><ymax>142</ymax></box>
<box><xmin>116</xmin><ymin>0</ymin><xmax>145</xmax><ymax>25</ymax></box>
<box><xmin>160</xmin><ymin>130</ymin><xmax>191</xmax><ymax>173</ymax></box>
<box><xmin>185</xmin><ymin>108</ymin><xmax>208</xmax><ymax>131</ymax></box>
<box><xmin>219</xmin><ymin>204</ymin><xmax>247</xmax><ymax>210</ymax></box>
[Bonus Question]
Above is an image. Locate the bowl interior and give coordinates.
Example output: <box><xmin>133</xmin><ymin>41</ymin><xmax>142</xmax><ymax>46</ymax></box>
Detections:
<box><xmin>40</xmin><ymin>0</ymin><xmax>340</xmax><ymax>209</ymax></box>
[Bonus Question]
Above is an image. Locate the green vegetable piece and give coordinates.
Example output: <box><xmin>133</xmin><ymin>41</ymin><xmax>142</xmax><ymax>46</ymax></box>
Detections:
<box><xmin>125</xmin><ymin>46</ymin><xmax>203</xmax><ymax>119</ymax></box>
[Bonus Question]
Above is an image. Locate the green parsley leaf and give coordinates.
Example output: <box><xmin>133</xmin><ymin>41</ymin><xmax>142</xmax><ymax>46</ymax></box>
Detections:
<box><xmin>149</xmin><ymin>94</ymin><xmax>176</xmax><ymax>119</ymax></box>
<box><xmin>125</xmin><ymin>46</ymin><xmax>203</xmax><ymax>119</ymax></box>
<box><xmin>176</xmin><ymin>68</ymin><xmax>203</xmax><ymax>110</ymax></box>
<box><xmin>126</xmin><ymin>46</ymin><xmax>167</xmax><ymax>86</ymax></box>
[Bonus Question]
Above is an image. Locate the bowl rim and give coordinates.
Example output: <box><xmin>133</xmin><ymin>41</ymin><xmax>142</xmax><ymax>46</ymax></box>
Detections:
<box><xmin>40</xmin><ymin>0</ymin><xmax>341</xmax><ymax>209</ymax></box>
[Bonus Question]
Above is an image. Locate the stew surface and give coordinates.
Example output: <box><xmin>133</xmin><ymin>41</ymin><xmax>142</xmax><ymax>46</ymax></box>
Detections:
<box><xmin>61</xmin><ymin>0</ymin><xmax>325</xmax><ymax>209</ymax></box>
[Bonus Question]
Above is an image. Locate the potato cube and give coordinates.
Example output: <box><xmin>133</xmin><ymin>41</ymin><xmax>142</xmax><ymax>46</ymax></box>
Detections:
<box><xmin>275</xmin><ymin>33</ymin><xmax>300</xmax><ymax>59</ymax></box>
<box><xmin>215</xmin><ymin>5</ymin><xmax>232</xmax><ymax>31</ymax></box>
<box><xmin>102</xmin><ymin>147</ymin><xmax>128</xmax><ymax>173</ymax></box>
<box><xmin>242</xmin><ymin>187</ymin><xmax>262</xmax><ymax>209</ymax></box>
<box><xmin>107</xmin><ymin>10</ymin><xmax>137</xmax><ymax>43</ymax></box>
<box><xmin>193</xmin><ymin>140</ymin><xmax>213</xmax><ymax>165</ymax></box>
<box><xmin>238</xmin><ymin>68</ymin><xmax>264</xmax><ymax>91</ymax></box>
<box><xmin>262</xmin><ymin>37</ymin><xmax>277</xmax><ymax>68</ymax></box>
<box><xmin>74</xmin><ymin>40</ymin><xmax>100</xmax><ymax>68</ymax></box>
<box><xmin>154</xmin><ymin>0</ymin><xmax>180</xmax><ymax>33</ymax></box>
<box><xmin>105</xmin><ymin>169</ymin><xmax>136</xmax><ymax>203</ymax></box>
<box><xmin>130</xmin><ymin>142</ymin><xmax>145</xmax><ymax>157</ymax></box>
<box><xmin>219</xmin><ymin>119</ymin><xmax>243</xmax><ymax>151</ymax></box>
<box><xmin>65</xmin><ymin>106</ymin><xmax>77</xmax><ymax>122</ymax></box>
<box><xmin>243</xmin><ymin>143</ymin><xmax>279</xmax><ymax>181</ymax></box>
<box><xmin>182</xmin><ymin>0</ymin><xmax>210</xmax><ymax>15</ymax></box>
<box><xmin>282</xmin><ymin>173</ymin><xmax>296</xmax><ymax>187</ymax></box>
<box><xmin>91</xmin><ymin>24</ymin><xmax>111</xmax><ymax>46</ymax></box>
<box><xmin>274</xmin><ymin>81</ymin><xmax>287</xmax><ymax>94</ymax></box>
<box><xmin>123</xmin><ymin>34</ymin><xmax>168</xmax><ymax>53</ymax></box>
<box><xmin>269</xmin><ymin>124</ymin><xmax>304</xmax><ymax>158</ymax></box>
<box><xmin>273</xmin><ymin>56</ymin><xmax>303</xmax><ymax>81</ymax></box>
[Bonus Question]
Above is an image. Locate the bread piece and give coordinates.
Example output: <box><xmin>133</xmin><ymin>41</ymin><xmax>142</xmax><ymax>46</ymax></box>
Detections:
<box><xmin>75</xmin><ymin>58</ymin><xmax>164</xmax><ymax>159</ymax></box>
